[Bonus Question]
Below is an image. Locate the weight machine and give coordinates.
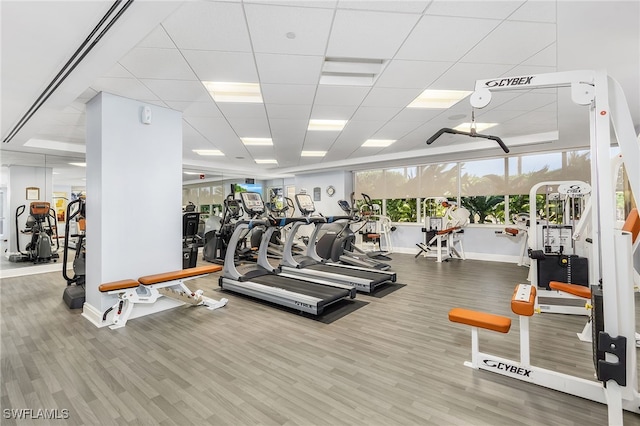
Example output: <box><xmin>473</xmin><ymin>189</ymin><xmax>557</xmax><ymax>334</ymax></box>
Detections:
<box><xmin>357</xmin><ymin>193</ymin><xmax>395</xmax><ymax>258</ymax></box>
<box><xmin>451</xmin><ymin>70</ymin><xmax>639</xmax><ymax>425</ymax></box>
<box><xmin>528</xmin><ymin>180</ymin><xmax>592</xmax><ymax>316</ymax></box>
<box><xmin>415</xmin><ymin>197</ymin><xmax>469</xmax><ymax>262</ymax></box>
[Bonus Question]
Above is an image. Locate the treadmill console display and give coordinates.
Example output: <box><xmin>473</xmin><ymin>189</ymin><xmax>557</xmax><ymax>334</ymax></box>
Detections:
<box><xmin>295</xmin><ymin>194</ymin><xmax>315</xmax><ymax>215</ymax></box>
<box><xmin>241</xmin><ymin>192</ymin><xmax>265</xmax><ymax>213</ymax></box>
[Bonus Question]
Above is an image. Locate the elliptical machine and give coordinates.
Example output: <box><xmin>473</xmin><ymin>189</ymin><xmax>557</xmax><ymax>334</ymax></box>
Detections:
<box><xmin>10</xmin><ymin>202</ymin><xmax>59</xmax><ymax>263</ymax></box>
<box><xmin>203</xmin><ymin>193</ymin><xmax>245</xmax><ymax>264</ymax></box>
<box><xmin>62</xmin><ymin>197</ymin><xmax>86</xmax><ymax>309</ymax></box>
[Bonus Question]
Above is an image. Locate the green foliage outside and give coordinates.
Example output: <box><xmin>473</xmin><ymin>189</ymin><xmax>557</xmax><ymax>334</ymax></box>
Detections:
<box><xmin>386</xmin><ymin>199</ymin><xmax>417</xmax><ymax>222</ymax></box>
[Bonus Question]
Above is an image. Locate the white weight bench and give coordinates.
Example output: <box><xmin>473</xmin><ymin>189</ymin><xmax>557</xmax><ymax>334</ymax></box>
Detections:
<box><xmin>99</xmin><ymin>265</ymin><xmax>228</xmax><ymax>329</ymax></box>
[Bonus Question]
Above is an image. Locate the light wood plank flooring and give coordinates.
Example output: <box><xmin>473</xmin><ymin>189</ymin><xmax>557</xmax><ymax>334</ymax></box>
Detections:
<box><xmin>2</xmin><ymin>255</ymin><xmax>639</xmax><ymax>425</ymax></box>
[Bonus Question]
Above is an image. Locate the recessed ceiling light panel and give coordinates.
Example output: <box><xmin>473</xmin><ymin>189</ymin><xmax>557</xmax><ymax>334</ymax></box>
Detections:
<box><xmin>362</xmin><ymin>139</ymin><xmax>396</xmax><ymax>147</ymax></box>
<box><xmin>241</xmin><ymin>137</ymin><xmax>273</xmax><ymax>146</ymax></box>
<box><xmin>301</xmin><ymin>151</ymin><xmax>327</xmax><ymax>157</ymax></box>
<box><xmin>255</xmin><ymin>159</ymin><xmax>278</xmax><ymax>164</ymax></box>
<box><xmin>307</xmin><ymin>119</ymin><xmax>347</xmax><ymax>131</ymax></box>
<box><xmin>407</xmin><ymin>89</ymin><xmax>472</xmax><ymax>109</ymax></box>
<box><xmin>203</xmin><ymin>82</ymin><xmax>262</xmax><ymax>103</ymax></box>
<box><xmin>452</xmin><ymin>122</ymin><xmax>498</xmax><ymax>132</ymax></box>
<box><xmin>193</xmin><ymin>149</ymin><xmax>224</xmax><ymax>156</ymax></box>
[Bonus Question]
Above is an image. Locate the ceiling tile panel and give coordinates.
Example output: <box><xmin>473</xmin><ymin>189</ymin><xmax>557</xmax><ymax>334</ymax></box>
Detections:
<box><xmin>462</xmin><ymin>21</ymin><xmax>556</xmax><ymax>64</ymax></box>
<box><xmin>396</xmin><ymin>16</ymin><xmax>501</xmax><ymax>62</ymax></box>
<box><xmin>165</xmin><ymin>101</ymin><xmax>223</xmax><ymax>118</ymax></box>
<box><xmin>261</xmin><ymin>84</ymin><xmax>317</xmax><ymax>105</ymax></box>
<box><xmin>334</xmin><ymin>120</ymin><xmax>379</xmax><ymax>142</ymax></box>
<box><xmin>137</xmin><ymin>25</ymin><xmax>176</xmax><ymax>48</ymax></box>
<box><xmin>391</xmin><ymin>108</ymin><xmax>443</xmax><ymax>123</ymax></box>
<box><xmin>269</xmin><ymin>119</ymin><xmax>309</xmax><ymax>141</ymax></box>
<box><xmin>217</xmin><ymin>103</ymin><xmax>268</xmax><ymax>119</ymax></box>
<box><xmin>181</xmin><ymin>50</ymin><xmax>259</xmax><ymax>82</ymax></box>
<box><xmin>102</xmin><ymin>63</ymin><xmax>135</xmax><ymax>79</ymax></box>
<box><xmin>338</xmin><ymin>0</ymin><xmax>430</xmax><ymax>13</ymax></box>
<box><xmin>521</xmin><ymin>44</ymin><xmax>557</xmax><ymax>67</ymax></box>
<box><xmin>304</xmin><ymin>131</ymin><xmax>339</xmax><ymax>146</ymax></box>
<box><xmin>375</xmin><ymin>60</ymin><xmax>453</xmax><ymax>89</ymax></box>
<box><xmin>162</xmin><ymin>2</ymin><xmax>252</xmax><ymax>52</ymax></box>
<box><xmin>141</xmin><ymin>79</ymin><xmax>209</xmax><ymax>102</ymax></box>
<box><xmin>326</xmin><ymin>9</ymin><xmax>421</xmax><ymax>59</ymax></box>
<box><xmin>508</xmin><ymin>1</ymin><xmax>556</xmax><ymax>23</ymax></box>
<box><xmin>185</xmin><ymin>117</ymin><xmax>248</xmax><ymax>156</ymax></box>
<box><xmin>425</xmin><ymin>0</ymin><xmax>525</xmax><ymax>19</ymax></box>
<box><xmin>119</xmin><ymin>48</ymin><xmax>197</xmax><ymax>80</ymax></box>
<box><xmin>266</xmin><ymin>104</ymin><xmax>312</xmax><ymax>120</ymax></box>
<box><xmin>245</xmin><ymin>4</ymin><xmax>334</xmax><ymax>55</ymax></box>
<box><xmin>371</xmin><ymin>121</ymin><xmax>422</xmax><ymax>139</ymax></box>
<box><xmin>245</xmin><ymin>0</ymin><xmax>337</xmax><ymax>8</ymax></box>
<box><xmin>362</xmin><ymin>87</ymin><xmax>422</xmax><ymax>107</ymax></box>
<box><xmin>90</xmin><ymin>77</ymin><xmax>160</xmax><ymax>100</ymax></box>
<box><xmin>428</xmin><ymin>62</ymin><xmax>515</xmax><ymax>90</ymax></box>
<box><xmin>350</xmin><ymin>107</ymin><xmax>402</xmax><ymax>121</ymax></box>
<box><xmin>255</xmin><ymin>53</ymin><xmax>324</xmax><ymax>84</ymax></box>
<box><xmin>227</xmin><ymin>117</ymin><xmax>271</xmax><ymax>137</ymax></box>
<box><xmin>314</xmin><ymin>85</ymin><xmax>370</xmax><ymax>106</ymax></box>
<box><xmin>310</xmin><ymin>104</ymin><xmax>357</xmax><ymax>119</ymax></box>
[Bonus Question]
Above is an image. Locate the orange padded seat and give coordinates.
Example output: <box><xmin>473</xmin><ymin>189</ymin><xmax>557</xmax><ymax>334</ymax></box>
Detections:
<box><xmin>448</xmin><ymin>308</ymin><xmax>511</xmax><ymax>333</ymax></box>
<box><xmin>138</xmin><ymin>265</ymin><xmax>222</xmax><ymax>285</ymax></box>
<box><xmin>549</xmin><ymin>281</ymin><xmax>591</xmax><ymax>299</ymax></box>
<box><xmin>99</xmin><ymin>279</ymin><xmax>140</xmax><ymax>292</ymax></box>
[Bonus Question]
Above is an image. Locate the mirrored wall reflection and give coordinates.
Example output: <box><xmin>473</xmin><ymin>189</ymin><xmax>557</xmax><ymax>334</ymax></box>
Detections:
<box><xmin>1</xmin><ymin>150</ymin><xmax>86</xmax><ymax>274</ymax></box>
<box><xmin>181</xmin><ymin>172</ymin><xmax>292</xmax><ymax>265</ymax></box>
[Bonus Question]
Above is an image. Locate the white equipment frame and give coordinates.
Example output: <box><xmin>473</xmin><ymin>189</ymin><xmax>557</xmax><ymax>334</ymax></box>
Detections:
<box><xmin>468</xmin><ymin>70</ymin><xmax>639</xmax><ymax>425</ymax></box>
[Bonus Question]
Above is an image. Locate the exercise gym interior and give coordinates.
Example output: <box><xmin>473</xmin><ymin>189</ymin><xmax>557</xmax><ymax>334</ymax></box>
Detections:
<box><xmin>2</xmin><ymin>1</ymin><xmax>640</xmax><ymax>425</ymax></box>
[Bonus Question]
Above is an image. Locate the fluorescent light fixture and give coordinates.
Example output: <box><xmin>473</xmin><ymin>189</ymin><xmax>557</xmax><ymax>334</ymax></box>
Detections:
<box><xmin>255</xmin><ymin>159</ymin><xmax>278</xmax><ymax>164</ymax></box>
<box><xmin>202</xmin><ymin>82</ymin><xmax>262</xmax><ymax>103</ymax></box>
<box><xmin>362</xmin><ymin>139</ymin><xmax>396</xmax><ymax>147</ymax></box>
<box><xmin>308</xmin><ymin>119</ymin><xmax>348</xmax><ymax>131</ymax></box>
<box><xmin>69</xmin><ymin>162</ymin><xmax>86</xmax><ymax>167</ymax></box>
<box><xmin>241</xmin><ymin>137</ymin><xmax>273</xmax><ymax>146</ymax></box>
<box><xmin>452</xmin><ymin>122</ymin><xmax>499</xmax><ymax>132</ymax></box>
<box><xmin>25</xmin><ymin>139</ymin><xmax>86</xmax><ymax>153</ymax></box>
<box><xmin>183</xmin><ymin>171</ymin><xmax>203</xmax><ymax>175</ymax></box>
<box><xmin>301</xmin><ymin>151</ymin><xmax>327</xmax><ymax>157</ymax></box>
<box><xmin>407</xmin><ymin>89</ymin><xmax>472</xmax><ymax>109</ymax></box>
<box><xmin>193</xmin><ymin>149</ymin><xmax>224</xmax><ymax>156</ymax></box>
<box><xmin>320</xmin><ymin>57</ymin><xmax>385</xmax><ymax>86</ymax></box>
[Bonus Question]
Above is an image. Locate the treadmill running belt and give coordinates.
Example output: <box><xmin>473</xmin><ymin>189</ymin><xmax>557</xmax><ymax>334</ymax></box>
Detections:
<box><xmin>306</xmin><ymin>264</ymin><xmax>393</xmax><ymax>284</ymax></box>
<box><xmin>252</xmin><ymin>274</ymin><xmax>350</xmax><ymax>306</ymax></box>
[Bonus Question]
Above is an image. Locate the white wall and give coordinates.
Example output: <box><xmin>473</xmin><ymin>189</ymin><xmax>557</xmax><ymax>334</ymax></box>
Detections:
<box><xmin>85</xmin><ymin>92</ymin><xmax>183</xmax><ymax>317</ymax></box>
<box><xmin>295</xmin><ymin>170</ymin><xmax>352</xmax><ymax>216</ymax></box>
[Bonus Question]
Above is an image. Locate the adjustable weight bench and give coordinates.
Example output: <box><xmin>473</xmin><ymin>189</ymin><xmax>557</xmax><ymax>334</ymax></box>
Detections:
<box><xmin>99</xmin><ymin>265</ymin><xmax>228</xmax><ymax>329</ymax></box>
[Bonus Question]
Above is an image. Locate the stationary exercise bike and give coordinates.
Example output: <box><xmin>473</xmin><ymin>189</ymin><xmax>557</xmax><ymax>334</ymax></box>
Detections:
<box><xmin>10</xmin><ymin>201</ymin><xmax>59</xmax><ymax>263</ymax></box>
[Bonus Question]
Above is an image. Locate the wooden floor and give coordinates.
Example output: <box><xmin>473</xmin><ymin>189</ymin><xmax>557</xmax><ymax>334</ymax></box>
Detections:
<box><xmin>2</xmin><ymin>255</ymin><xmax>639</xmax><ymax>425</ymax></box>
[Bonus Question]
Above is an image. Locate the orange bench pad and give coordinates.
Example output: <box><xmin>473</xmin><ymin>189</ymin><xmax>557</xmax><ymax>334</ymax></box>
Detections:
<box><xmin>448</xmin><ymin>308</ymin><xmax>511</xmax><ymax>333</ymax></box>
<box><xmin>99</xmin><ymin>279</ymin><xmax>140</xmax><ymax>293</ymax></box>
<box><xmin>138</xmin><ymin>265</ymin><xmax>222</xmax><ymax>285</ymax></box>
<box><xmin>549</xmin><ymin>281</ymin><xmax>591</xmax><ymax>299</ymax></box>
<box><xmin>437</xmin><ymin>226</ymin><xmax>461</xmax><ymax>235</ymax></box>
<box><xmin>511</xmin><ymin>285</ymin><xmax>536</xmax><ymax>317</ymax></box>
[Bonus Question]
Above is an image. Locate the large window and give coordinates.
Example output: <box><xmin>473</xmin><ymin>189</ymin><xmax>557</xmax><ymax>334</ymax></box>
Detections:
<box><xmin>352</xmin><ymin>148</ymin><xmax>594</xmax><ymax>225</ymax></box>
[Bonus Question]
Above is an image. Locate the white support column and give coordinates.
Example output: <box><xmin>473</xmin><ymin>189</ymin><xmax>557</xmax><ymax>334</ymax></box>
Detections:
<box><xmin>83</xmin><ymin>92</ymin><xmax>183</xmax><ymax>327</ymax></box>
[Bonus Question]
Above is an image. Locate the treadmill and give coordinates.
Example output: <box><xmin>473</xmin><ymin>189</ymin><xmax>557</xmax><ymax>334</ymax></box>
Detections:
<box><xmin>218</xmin><ymin>192</ymin><xmax>356</xmax><ymax>315</ymax></box>
<box><xmin>279</xmin><ymin>194</ymin><xmax>396</xmax><ymax>293</ymax></box>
